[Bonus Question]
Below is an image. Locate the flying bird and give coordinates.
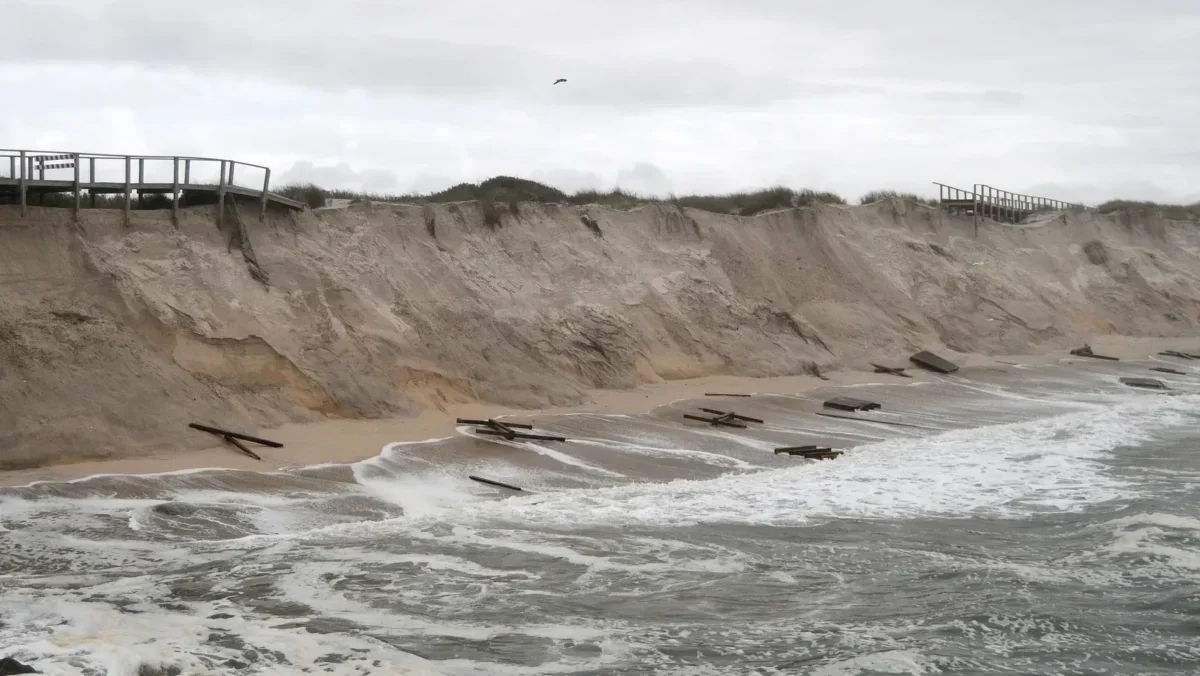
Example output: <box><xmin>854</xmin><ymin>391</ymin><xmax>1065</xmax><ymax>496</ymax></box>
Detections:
<box><xmin>553</xmin><ymin>78</ymin><xmax>567</xmax><ymax>85</ymax></box>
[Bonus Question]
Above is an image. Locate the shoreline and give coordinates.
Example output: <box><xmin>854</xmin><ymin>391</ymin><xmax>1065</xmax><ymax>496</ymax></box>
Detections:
<box><xmin>1</xmin><ymin>336</ymin><xmax>1189</xmax><ymax>488</ymax></box>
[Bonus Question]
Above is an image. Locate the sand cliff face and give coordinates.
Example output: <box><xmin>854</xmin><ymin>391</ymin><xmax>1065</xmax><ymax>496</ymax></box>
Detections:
<box><xmin>2</xmin><ymin>198</ymin><xmax>1199</xmax><ymax>469</ymax></box>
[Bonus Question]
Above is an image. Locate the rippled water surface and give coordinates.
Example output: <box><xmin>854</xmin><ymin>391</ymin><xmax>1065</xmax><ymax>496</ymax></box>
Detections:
<box><xmin>3</xmin><ymin>360</ymin><xmax>1199</xmax><ymax>674</ymax></box>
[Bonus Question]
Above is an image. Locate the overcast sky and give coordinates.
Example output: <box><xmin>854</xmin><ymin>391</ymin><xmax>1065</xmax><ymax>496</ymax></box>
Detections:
<box><xmin>2</xmin><ymin>0</ymin><xmax>1198</xmax><ymax>204</ymax></box>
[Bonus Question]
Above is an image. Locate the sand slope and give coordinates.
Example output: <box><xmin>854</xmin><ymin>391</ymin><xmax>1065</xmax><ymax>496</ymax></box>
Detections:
<box><xmin>2</xmin><ymin>198</ymin><xmax>1198</xmax><ymax>469</ymax></box>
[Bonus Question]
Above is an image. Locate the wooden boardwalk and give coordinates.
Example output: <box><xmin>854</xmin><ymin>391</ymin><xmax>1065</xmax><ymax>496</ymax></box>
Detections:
<box><xmin>0</xmin><ymin>149</ymin><xmax>305</xmax><ymax>223</ymax></box>
<box><xmin>935</xmin><ymin>182</ymin><xmax>1088</xmax><ymax>230</ymax></box>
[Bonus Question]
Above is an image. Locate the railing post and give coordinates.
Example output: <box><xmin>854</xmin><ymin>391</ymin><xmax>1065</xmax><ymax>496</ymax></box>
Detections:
<box><xmin>18</xmin><ymin>150</ymin><xmax>26</xmax><ymax>217</ymax></box>
<box><xmin>972</xmin><ymin>184</ymin><xmax>979</xmax><ymax>235</ymax></box>
<box><xmin>73</xmin><ymin>153</ymin><xmax>81</xmax><ymax>220</ymax></box>
<box><xmin>184</xmin><ymin>159</ymin><xmax>191</xmax><ymax>185</ymax></box>
<box><xmin>228</xmin><ymin>162</ymin><xmax>236</xmax><ymax>187</ymax></box>
<box><xmin>172</xmin><ymin>156</ymin><xmax>180</xmax><ymax>226</ymax></box>
<box><xmin>260</xmin><ymin>167</ymin><xmax>271</xmax><ymax>221</ymax></box>
<box><xmin>124</xmin><ymin>155</ymin><xmax>131</xmax><ymax>226</ymax></box>
<box><xmin>217</xmin><ymin>160</ymin><xmax>227</xmax><ymax>229</ymax></box>
<box><xmin>89</xmin><ymin>157</ymin><xmax>96</xmax><ymax>207</ymax></box>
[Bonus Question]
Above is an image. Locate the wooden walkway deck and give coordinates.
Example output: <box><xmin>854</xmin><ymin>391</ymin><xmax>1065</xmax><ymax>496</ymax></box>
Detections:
<box><xmin>0</xmin><ymin>149</ymin><xmax>305</xmax><ymax>223</ymax></box>
<box><xmin>935</xmin><ymin>182</ymin><xmax>1088</xmax><ymax>229</ymax></box>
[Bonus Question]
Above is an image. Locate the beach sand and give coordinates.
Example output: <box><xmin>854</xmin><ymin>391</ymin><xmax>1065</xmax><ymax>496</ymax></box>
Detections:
<box><xmin>3</xmin><ymin>335</ymin><xmax>1184</xmax><ymax>488</ymax></box>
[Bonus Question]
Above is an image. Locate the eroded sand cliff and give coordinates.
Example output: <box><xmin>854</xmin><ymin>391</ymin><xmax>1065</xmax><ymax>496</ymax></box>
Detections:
<box><xmin>2</xmin><ymin>198</ymin><xmax>1198</xmax><ymax>468</ymax></box>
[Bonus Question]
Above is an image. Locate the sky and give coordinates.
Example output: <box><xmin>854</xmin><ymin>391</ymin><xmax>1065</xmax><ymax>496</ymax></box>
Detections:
<box><xmin>2</xmin><ymin>0</ymin><xmax>1198</xmax><ymax>204</ymax></box>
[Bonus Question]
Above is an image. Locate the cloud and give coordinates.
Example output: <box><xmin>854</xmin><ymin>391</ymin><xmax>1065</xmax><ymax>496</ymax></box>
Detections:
<box><xmin>0</xmin><ymin>0</ymin><xmax>1197</xmax><ymax>203</ymax></box>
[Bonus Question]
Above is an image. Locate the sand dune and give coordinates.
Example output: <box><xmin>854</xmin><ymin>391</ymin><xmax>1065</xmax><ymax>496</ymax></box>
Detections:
<box><xmin>2</xmin><ymin>197</ymin><xmax>1199</xmax><ymax>471</ymax></box>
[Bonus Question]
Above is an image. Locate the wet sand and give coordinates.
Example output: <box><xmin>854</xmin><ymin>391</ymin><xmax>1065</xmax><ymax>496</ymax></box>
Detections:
<box><xmin>2</xmin><ymin>336</ymin><xmax>1190</xmax><ymax>488</ymax></box>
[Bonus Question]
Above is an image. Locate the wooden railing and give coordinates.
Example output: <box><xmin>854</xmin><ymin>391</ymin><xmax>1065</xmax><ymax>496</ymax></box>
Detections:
<box><xmin>935</xmin><ymin>182</ymin><xmax>1089</xmax><ymax>231</ymax></box>
<box><xmin>0</xmin><ymin>148</ymin><xmax>303</xmax><ymax>223</ymax></box>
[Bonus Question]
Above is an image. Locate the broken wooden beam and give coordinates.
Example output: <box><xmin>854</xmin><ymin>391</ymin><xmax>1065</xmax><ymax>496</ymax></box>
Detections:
<box><xmin>1069</xmin><ymin>344</ymin><xmax>1119</xmax><ymax>361</ymax></box>
<box><xmin>871</xmin><ymin>363</ymin><xmax>912</xmax><ymax>378</ymax></box>
<box><xmin>774</xmin><ymin>444</ymin><xmax>819</xmax><ymax>453</ymax></box>
<box><xmin>474</xmin><ymin>428</ymin><xmax>568</xmax><ymax>442</ymax></box>
<box><xmin>824</xmin><ymin>397</ymin><xmax>881</xmax><ymax>412</ymax></box>
<box><xmin>698</xmin><ymin>408</ymin><xmax>764</xmax><ymax>424</ymax></box>
<box><xmin>456</xmin><ymin>418</ymin><xmax>534</xmax><ymax>430</ymax></box>
<box><xmin>1151</xmin><ymin>367</ymin><xmax>1187</xmax><ymax>376</ymax></box>
<box><xmin>469</xmin><ymin>475</ymin><xmax>524</xmax><ymax>491</ymax></box>
<box><xmin>683</xmin><ymin>414</ymin><xmax>747</xmax><ymax>429</ymax></box>
<box><xmin>909</xmin><ymin>350</ymin><xmax>959</xmax><ymax>373</ymax></box>
<box><xmin>1159</xmin><ymin>350</ymin><xmax>1195</xmax><ymax>361</ymax></box>
<box><xmin>1120</xmin><ymin>377</ymin><xmax>1168</xmax><ymax>390</ymax></box>
<box><xmin>224</xmin><ymin>435</ymin><xmax>262</xmax><ymax>461</ymax></box>
<box><xmin>815</xmin><ymin>412</ymin><xmax>931</xmax><ymax>429</ymax></box>
<box><xmin>705</xmin><ymin>392</ymin><xmax>751</xmax><ymax>397</ymax></box>
<box><xmin>189</xmin><ymin>423</ymin><xmax>284</xmax><ymax>448</ymax></box>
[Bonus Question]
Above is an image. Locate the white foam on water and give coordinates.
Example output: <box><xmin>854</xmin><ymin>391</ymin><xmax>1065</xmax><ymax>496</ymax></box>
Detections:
<box><xmin>811</xmin><ymin>649</ymin><xmax>934</xmax><ymax>675</ymax></box>
<box><xmin>0</xmin><ymin>592</ymin><xmax>444</xmax><ymax>675</ymax></box>
<box><xmin>455</xmin><ymin>394</ymin><xmax>1198</xmax><ymax>529</ymax></box>
<box><xmin>1101</xmin><ymin>511</ymin><xmax>1200</xmax><ymax>571</ymax></box>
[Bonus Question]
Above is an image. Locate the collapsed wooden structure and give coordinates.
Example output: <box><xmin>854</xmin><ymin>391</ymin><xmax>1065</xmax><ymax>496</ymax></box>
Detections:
<box><xmin>457</xmin><ymin>418</ymin><xmax>567</xmax><ymax>442</ymax></box>
<box><xmin>188</xmin><ymin>422</ymin><xmax>283</xmax><ymax>461</ymax></box>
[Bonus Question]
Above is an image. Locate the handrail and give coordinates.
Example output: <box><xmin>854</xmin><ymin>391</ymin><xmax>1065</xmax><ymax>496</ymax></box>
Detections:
<box><xmin>0</xmin><ymin>148</ymin><xmax>299</xmax><ymax>223</ymax></box>
<box><xmin>0</xmin><ymin>148</ymin><xmax>269</xmax><ymax>171</ymax></box>
<box><xmin>934</xmin><ymin>181</ymin><xmax>1090</xmax><ymax>234</ymax></box>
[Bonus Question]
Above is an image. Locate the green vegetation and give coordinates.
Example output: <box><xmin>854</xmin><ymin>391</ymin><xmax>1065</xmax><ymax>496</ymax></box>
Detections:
<box><xmin>1096</xmin><ymin>199</ymin><xmax>1200</xmax><ymax>222</ymax></box>
<box><xmin>858</xmin><ymin>190</ymin><xmax>936</xmax><ymax>206</ymax></box>
<box><xmin>275</xmin><ymin>177</ymin><xmax>851</xmax><ymax>217</ymax></box>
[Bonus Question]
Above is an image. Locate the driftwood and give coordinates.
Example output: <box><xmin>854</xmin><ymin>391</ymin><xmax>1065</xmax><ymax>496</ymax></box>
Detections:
<box><xmin>824</xmin><ymin>397</ymin><xmax>881</xmax><ymax>412</ymax></box>
<box><xmin>189</xmin><ymin>423</ymin><xmax>283</xmax><ymax>448</ymax></box>
<box><xmin>909</xmin><ymin>350</ymin><xmax>959</xmax><ymax>373</ymax></box>
<box><xmin>1151</xmin><ymin>367</ymin><xmax>1187</xmax><ymax>376</ymax></box>
<box><xmin>223</xmin><ymin>436</ymin><xmax>262</xmax><ymax>461</ymax></box>
<box><xmin>871</xmin><ymin>363</ymin><xmax>912</xmax><ymax>378</ymax></box>
<box><xmin>698</xmin><ymin>408</ymin><xmax>764</xmax><ymax>424</ymax></box>
<box><xmin>683</xmin><ymin>413</ymin><xmax>747</xmax><ymax>429</ymax></box>
<box><xmin>459</xmin><ymin>418</ymin><xmax>566</xmax><ymax>442</ymax></box>
<box><xmin>469</xmin><ymin>475</ymin><xmax>524</xmax><ymax>491</ymax></box>
<box><xmin>1070</xmin><ymin>344</ymin><xmax>1119</xmax><ymax>361</ymax></box>
<box><xmin>705</xmin><ymin>393</ymin><xmax>752</xmax><ymax>397</ymax></box>
<box><xmin>1159</xmin><ymin>350</ymin><xmax>1197</xmax><ymax>361</ymax></box>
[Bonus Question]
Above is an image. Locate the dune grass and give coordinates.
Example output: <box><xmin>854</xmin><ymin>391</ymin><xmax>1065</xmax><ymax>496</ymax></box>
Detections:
<box><xmin>1096</xmin><ymin>199</ymin><xmax>1200</xmax><ymax>221</ymax></box>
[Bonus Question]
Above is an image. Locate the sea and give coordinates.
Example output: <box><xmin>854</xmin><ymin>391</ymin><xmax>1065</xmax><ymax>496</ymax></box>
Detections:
<box><xmin>1</xmin><ymin>358</ymin><xmax>1198</xmax><ymax>675</ymax></box>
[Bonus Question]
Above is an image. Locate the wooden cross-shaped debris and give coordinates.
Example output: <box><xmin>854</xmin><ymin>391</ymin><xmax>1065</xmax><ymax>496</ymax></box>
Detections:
<box><xmin>457</xmin><ymin>418</ymin><xmax>567</xmax><ymax>442</ymax></box>
<box><xmin>871</xmin><ymin>363</ymin><xmax>912</xmax><ymax>378</ymax></box>
<box><xmin>684</xmin><ymin>408</ymin><xmax>764</xmax><ymax>428</ymax></box>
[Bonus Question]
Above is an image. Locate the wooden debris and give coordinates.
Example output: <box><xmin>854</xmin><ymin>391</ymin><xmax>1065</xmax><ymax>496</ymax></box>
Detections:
<box><xmin>474</xmin><ymin>429</ymin><xmax>568</xmax><ymax>442</ymax></box>
<box><xmin>456</xmin><ymin>418</ymin><xmax>534</xmax><ymax>430</ymax></box>
<box><xmin>698</xmin><ymin>408</ymin><xmax>764</xmax><ymax>424</ymax></box>
<box><xmin>705</xmin><ymin>393</ymin><xmax>752</xmax><ymax>397</ymax></box>
<box><xmin>458</xmin><ymin>418</ymin><xmax>566</xmax><ymax>442</ymax></box>
<box><xmin>774</xmin><ymin>445</ymin><xmax>842</xmax><ymax>459</ymax></box>
<box><xmin>223</xmin><ymin>435</ymin><xmax>262</xmax><ymax>461</ymax></box>
<box><xmin>1151</xmin><ymin>367</ymin><xmax>1187</xmax><ymax>376</ymax></box>
<box><xmin>815</xmin><ymin>412</ymin><xmax>931</xmax><ymax>429</ymax></box>
<box><xmin>1159</xmin><ymin>350</ymin><xmax>1196</xmax><ymax>361</ymax></box>
<box><xmin>909</xmin><ymin>350</ymin><xmax>959</xmax><ymax>373</ymax></box>
<box><xmin>683</xmin><ymin>413</ymin><xmax>747</xmax><ymax>429</ymax></box>
<box><xmin>1120</xmin><ymin>377</ymin><xmax>1168</xmax><ymax>390</ymax></box>
<box><xmin>1069</xmin><ymin>344</ymin><xmax>1119</xmax><ymax>361</ymax></box>
<box><xmin>774</xmin><ymin>444</ymin><xmax>820</xmax><ymax>453</ymax></box>
<box><xmin>469</xmin><ymin>475</ymin><xmax>524</xmax><ymax>491</ymax></box>
<box><xmin>189</xmin><ymin>423</ymin><xmax>284</xmax><ymax>448</ymax></box>
<box><xmin>824</xmin><ymin>397</ymin><xmax>881</xmax><ymax>412</ymax></box>
<box><xmin>871</xmin><ymin>363</ymin><xmax>912</xmax><ymax>378</ymax></box>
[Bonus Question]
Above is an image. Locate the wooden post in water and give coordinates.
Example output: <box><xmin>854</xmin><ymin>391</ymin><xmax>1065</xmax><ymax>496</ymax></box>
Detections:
<box><xmin>73</xmin><ymin>153</ymin><xmax>80</xmax><ymax>220</ymax></box>
<box><xmin>260</xmin><ymin>167</ymin><xmax>270</xmax><ymax>221</ymax></box>
<box><xmin>123</xmin><ymin>156</ymin><xmax>132</xmax><ymax>226</ymax></box>
<box><xmin>171</xmin><ymin>157</ymin><xmax>180</xmax><ymax>226</ymax></box>
<box><xmin>18</xmin><ymin>150</ymin><xmax>26</xmax><ymax>216</ymax></box>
